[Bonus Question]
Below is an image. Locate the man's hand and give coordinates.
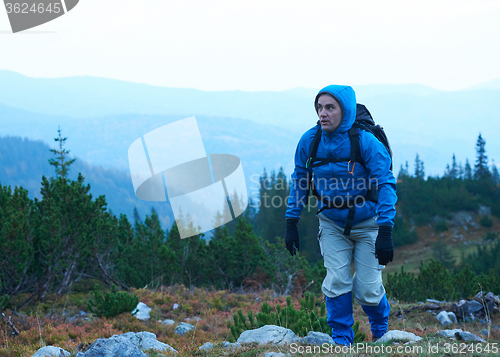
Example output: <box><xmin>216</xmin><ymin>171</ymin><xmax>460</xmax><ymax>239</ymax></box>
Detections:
<box><xmin>285</xmin><ymin>219</ymin><xmax>300</xmax><ymax>256</ymax></box>
<box><xmin>375</xmin><ymin>225</ymin><xmax>393</xmax><ymax>265</ymax></box>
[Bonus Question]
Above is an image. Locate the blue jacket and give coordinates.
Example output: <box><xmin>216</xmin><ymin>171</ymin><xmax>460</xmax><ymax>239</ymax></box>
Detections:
<box><xmin>285</xmin><ymin>85</ymin><xmax>397</xmax><ymax>227</ymax></box>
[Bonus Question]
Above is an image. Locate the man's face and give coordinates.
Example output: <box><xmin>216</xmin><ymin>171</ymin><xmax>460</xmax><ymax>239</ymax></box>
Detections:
<box><xmin>316</xmin><ymin>94</ymin><xmax>342</xmax><ymax>133</ymax></box>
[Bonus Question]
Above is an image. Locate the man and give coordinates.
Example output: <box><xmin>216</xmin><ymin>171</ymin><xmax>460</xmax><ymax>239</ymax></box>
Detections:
<box><xmin>284</xmin><ymin>84</ymin><xmax>397</xmax><ymax>345</ymax></box>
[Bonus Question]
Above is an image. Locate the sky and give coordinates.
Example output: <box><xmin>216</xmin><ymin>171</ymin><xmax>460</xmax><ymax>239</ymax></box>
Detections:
<box><xmin>1</xmin><ymin>0</ymin><xmax>500</xmax><ymax>92</ymax></box>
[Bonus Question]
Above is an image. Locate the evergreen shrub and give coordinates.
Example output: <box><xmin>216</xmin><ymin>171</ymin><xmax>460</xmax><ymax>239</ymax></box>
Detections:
<box><xmin>393</xmin><ymin>216</ymin><xmax>418</xmax><ymax>247</ymax></box>
<box><xmin>386</xmin><ymin>259</ymin><xmax>500</xmax><ymax>302</ymax></box>
<box><xmin>480</xmin><ymin>215</ymin><xmax>493</xmax><ymax>227</ymax></box>
<box><xmin>0</xmin><ymin>281</ymin><xmax>8</xmax><ymax>311</ymax></box>
<box><xmin>227</xmin><ymin>293</ymin><xmax>365</xmax><ymax>342</ymax></box>
<box><xmin>87</xmin><ymin>284</ymin><xmax>139</xmax><ymax>318</ymax></box>
<box><xmin>434</xmin><ymin>219</ymin><xmax>449</xmax><ymax>233</ymax></box>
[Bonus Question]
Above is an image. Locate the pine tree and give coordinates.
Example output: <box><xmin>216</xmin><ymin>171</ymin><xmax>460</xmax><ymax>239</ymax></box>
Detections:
<box><xmin>0</xmin><ymin>185</ymin><xmax>36</xmax><ymax>296</ymax></box>
<box><xmin>474</xmin><ymin>133</ymin><xmax>490</xmax><ymax>180</ymax></box>
<box><xmin>457</xmin><ymin>162</ymin><xmax>464</xmax><ymax>180</ymax></box>
<box><xmin>414</xmin><ymin>154</ymin><xmax>425</xmax><ymax>179</ymax></box>
<box><xmin>450</xmin><ymin>154</ymin><xmax>458</xmax><ymax>179</ymax></box>
<box><xmin>464</xmin><ymin>159</ymin><xmax>472</xmax><ymax>180</ymax></box>
<box><xmin>48</xmin><ymin>126</ymin><xmax>76</xmax><ymax>179</ymax></box>
<box><xmin>492</xmin><ymin>160</ymin><xmax>500</xmax><ymax>185</ymax></box>
<box><xmin>398</xmin><ymin>161</ymin><xmax>410</xmax><ymax>180</ymax></box>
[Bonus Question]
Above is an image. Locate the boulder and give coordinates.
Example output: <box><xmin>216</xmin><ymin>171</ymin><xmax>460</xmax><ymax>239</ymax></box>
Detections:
<box><xmin>222</xmin><ymin>341</ymin><xmax>242</xmax><ymax>350</ymax></box>
<box><xmin>447</xmin><ymin>312</ymin><xmax>457</xmax><ymax>324</ymax></box>
<box><xmin>437</xmin><ymin>329</ymin><xmax>463</xmax><ymax>339</ymax></box>
<box><xmin>437</xmin><ymin>329</ymin><xmax>486</xmax><ymax>342</ymax></box>
<box><xmin>175</xmin><ymin>322</ymin><xmax>195</xmax><ymax>336</ymax></box>
<box><xmin>436</xmin><ymin>311</ymin><xmax>452</xmax><ymax>326</ymax></box>
<box><xmin>376</xmin><ymin>330</ymin><xmax>422</xmax><ymax>343</ymax></box>
<box><xmin>81</xmin><ymin>332</ymin><xmax>177</xmax><ymax>356</ymax></box>
<box><xmin>198</xmin><ymin>342</ymin><xmax>213</xmax><ymax>351</ymax></box>
<box><xmin>263</xmin><ymin>353</ymin><xmax>288</xmax><ymax>357</ymax></box>
<box><xmin>185</xmin><ymin>317</ymin><xmax>201</xmax><ymax>322</ymax></box>
<box><xmin>466</xmin><ymin>300</ymin><xmax>483</xmax><ymax>314</ymax></box>
<box><xmin>83</xmin><ymin>337</ymin><xmax>147</xmax><ymax>357</ymax></box>
<box><xmin>453</xmin><ymin>300</ymin><xmax>468</xmax><ymax>318</ymax></box>
<box><xmin>114</xmin><ymin>332</ymin><xmax>177</xmax><ymax>352</ymax></box>
<box><xmin>301</xmin><ymin>331</ymin><xmax>334</xmax><ymax>345</ymax></box>
<box><xmin>237</xmin><ymin>325</ymin><xmax>300</xmax><ymax>345</ymax></box>
<box><xmin>464</xmin><ymin>314</ymin><xmax>475</xmax><ymax>323</ymax></box>
<box><xmin>426</xmin><ymin>299</ymin><xmax>444</xmax><ymax>304</ymax></box>
<box><xmin>160</xmin><ymin>319</ymin><xmax>175</xmax><ymax>326</ymax></box>
<box><xmin>32</xmin><ymin>346</ymin><xmax>70</xmax><ymax>357</ymax></box>
<box><xmin>133</xmin><ymin>302</ymin><xmax>151</xmax><ymax>321</ymax></box>
<box><xmin>455</xmin><ymin>331</ymin><xmax>486</xmax><ymax>343</ymax></box>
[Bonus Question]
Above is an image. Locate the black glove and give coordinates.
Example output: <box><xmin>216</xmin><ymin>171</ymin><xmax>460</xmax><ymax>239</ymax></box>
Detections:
<box><xmin>375</xmin><ymin>225</ymin><xmax>394</xmax><ymax>265</ymax></box>
<box><xmin>285</xmin><ymin>219</ymin><xmax>300</xmax><ymax>256</ymax></box>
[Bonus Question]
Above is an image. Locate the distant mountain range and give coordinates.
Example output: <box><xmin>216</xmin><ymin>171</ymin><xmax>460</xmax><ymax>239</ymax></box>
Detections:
<box><xmin>0</xmin><ymin>70</ymin><xmax>499</xmax><ymax>229</ymax></box>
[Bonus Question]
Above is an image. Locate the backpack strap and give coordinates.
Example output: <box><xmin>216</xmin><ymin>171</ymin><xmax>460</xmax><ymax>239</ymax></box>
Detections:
<box><xmin>305</xmin><ymin>121</ymin><xmax>322</xmax><ymax>170</ymax></box>
<box><xmin>305</xmin><ymin>122</ymin><xmax>322</xmax><ymax>206</ymax></box>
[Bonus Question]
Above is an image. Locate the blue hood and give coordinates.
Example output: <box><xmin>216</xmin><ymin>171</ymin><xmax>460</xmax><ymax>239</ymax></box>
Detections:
<box><xmin>314</xmin><ymin>85</ymin><xmax>357</xmax><ymax>134</ymax></box>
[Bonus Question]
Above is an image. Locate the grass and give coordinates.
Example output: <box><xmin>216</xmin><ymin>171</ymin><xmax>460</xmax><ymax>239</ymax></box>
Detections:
<box><xmin>0</xmin><ymin>284</ymin><xmax>499</xmax><ymax>357</ymax></box>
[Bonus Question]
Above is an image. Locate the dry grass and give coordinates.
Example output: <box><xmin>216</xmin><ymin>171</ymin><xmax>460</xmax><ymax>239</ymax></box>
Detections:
<box><xmin>0</xmin><ymin>285</ymin><xmax>499</xmax><ymax>357</ymax></box>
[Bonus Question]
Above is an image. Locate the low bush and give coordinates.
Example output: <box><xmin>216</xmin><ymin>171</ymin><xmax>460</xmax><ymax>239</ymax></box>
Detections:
<box><xmin>87</xmin><ymin>284</ymin><xmax>138</xmax><ymax>318</ymax></box>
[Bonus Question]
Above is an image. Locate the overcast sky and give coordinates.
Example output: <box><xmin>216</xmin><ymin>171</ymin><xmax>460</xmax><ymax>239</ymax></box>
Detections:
<box><xmin>1</xmin><ymin>0</ymin><xmax>499</xmax><ymax>92</ymax></box>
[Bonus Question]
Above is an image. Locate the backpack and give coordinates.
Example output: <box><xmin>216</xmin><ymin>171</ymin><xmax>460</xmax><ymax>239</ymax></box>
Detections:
<box><xmin>304</xmin><ymin>103</ymin><xmax>392</xmax><ymax>236</ymax></box>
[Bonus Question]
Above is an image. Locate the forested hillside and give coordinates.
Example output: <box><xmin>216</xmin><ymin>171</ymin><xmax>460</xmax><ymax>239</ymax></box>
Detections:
<box><xmin>1</xmin><ymin>130</ymin><xmax>499</xmax><ymax>311</ymax></box>
<box><xmin>0</xmin><ymin>135</ymin><xmax>175</xmax><ymax>228</ymax></box>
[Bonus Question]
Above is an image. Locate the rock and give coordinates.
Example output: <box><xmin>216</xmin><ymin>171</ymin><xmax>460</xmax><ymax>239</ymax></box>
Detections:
<box><xmin>237</xmin><ymin>325</ymin><xmax>300</xmax><ymax>345</ymax></box>
<box><xmin>426</xmin><ymin>299</ymin><xmax>443</xmax><ymax>304</ymax></box>
<box><xmin>478</xmin><ymin>205</ymin><xmax>491</xmax><ymax>216</ymax></box>
<box><xmin>133</xmin><ymin>302</ymin><xmax>151</xmax><ymax>321</ymax></box>
<box><xmin>32</xmin><ymin>346</ymin><xmax>70</xmax><ymax>357</ymax></box>
<box><xmin>464</xmin><ymin>314</ymin><xmax>475</xmax><ymax>323</ymax></box>
<box><xmin>466</xmin><ymin>300</ymin><xmax>483</xmax><ymax>314</ymax></box>
<box><xmin>301</xmin><ymin>331</ymin><xmax>334</xmax><ymax>345</ymax></box>
<box><xmin>81</xmin><ymin>332</ymin><xmax>177</xmax><ymax>356</ymax></box>
<box><xmin>447</xmin><ymin>312</ymin><xmax>457</xmax><ymax>324</ymax></box>
<box><xmin>376</xmin><ymin>330</ymin><xmax>422</xmax><ymax>343</ymax></box>
<box><xmin>455</xmin><ymin>331</ymin><xmax>486</xmax><ymax>343</ymax></box>
<box><xmin>482</xmin><ymin>329</ymin><xmax>488</xmax><ymax>336</ymax></box>
<box><xmin>264</xmin><ymin>353</ymin><xmax>287</xmax><ymax>357</ymax></box>
<box><xmin>492</xmin><ymin>294</ymin><xmax>500</xmax><ymax>305</ymax></box>
<box><xmin>485</xmin><ymin>300</ymin><xmax>495</xmax><ymax>316</ymax></box>
<box><xmin>184</xmin><ymin>317</ymin><xmax>201</xmax><ymax>322</ymax></box>
<box><xmin>451</xmin><ymin>211</ymin><xmax>474</xmax><ymax>227</ymax></box>
<box><xmin>436</xmin><ymin>311</ymin><xmax>452</xmax><ymax>326</ymax></box>
<box><xmin>84</xmin><ymin>337</ymin><xmax>147</xmax><ymax>357</ymax></box>
<box><xmin>438</xmin><ymin>329</ymin><xmax>463</xmax><ymax>339</ymax></box>
<box><xmin>115</xmin><ymin>332</ymin><xmax>177</xmax><ymax>353</ymax></box>
<box><xmin>198</xmin><ymin>342</ymin><xmax>213</xmax><ymax>351</ymax></box>
<box><xmin>222</xmin><ymin>341</ymin><xmax>241</xmax><ymax>350</ymax></box>
<box><xmin>175</xmin><ymin>322</ymin><xmax>195</xmax><ymax>336</ymax></box>
<box><xmin>423</xmin><ymin>303</ymin><xmax>440</xmax><ymax>310</ymax></box>
<box><xmin>453</xmin><ymin>299</ymin><xmax>469</xmax><ymax>318</ymax></box>
<box><xmin>160</xmin><ymin>319</ymin><xmax>175</xmax><ymax>326</ymax></box>
<box><xmin>76</xmin><ymin>353</ymin><xmax>85</xmax><ymax>357</ymax></box>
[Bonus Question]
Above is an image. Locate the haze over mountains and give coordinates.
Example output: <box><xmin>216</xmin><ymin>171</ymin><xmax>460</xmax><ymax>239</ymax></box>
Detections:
<box><xmin>1</xmin><ymin>70</ymin><xmax>499</xmax><ymax>228</ymax></box>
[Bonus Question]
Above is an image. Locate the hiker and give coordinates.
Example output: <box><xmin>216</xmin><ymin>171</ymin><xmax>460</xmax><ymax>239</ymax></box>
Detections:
<box><xmin>284</xmin><ymin>84</ymin><xmax>397</xmax><ymax>345</ymax></box>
